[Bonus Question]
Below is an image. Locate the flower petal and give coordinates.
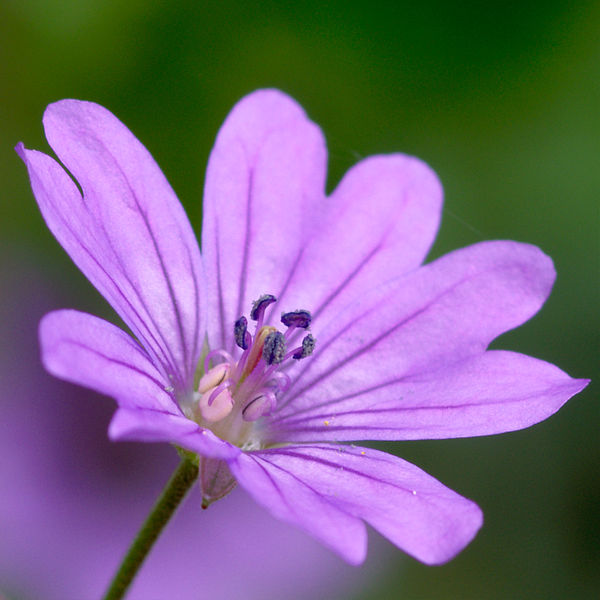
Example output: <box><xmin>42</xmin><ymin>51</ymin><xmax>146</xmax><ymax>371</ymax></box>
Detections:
<box><xmin>233</xmin><ymin>444</ymin><xmax>482</xmax><ymax>565</ymax></box>
<box><xmin>40</xmin><ymin>309</ymin><xmax>180</xmax><ymax>414</ymax></box>
<box><xmin>109</xmin><ymin>409</ymin><xmax>240</xmax><ymax>460</ymax></box>
<box><xmin>273</xmin><ymin>154</ymin><xmax>442</xmax><ymax>330</ymax></box>
<box><xmin>17</xmin><ymin>100</ymin><xmax>204</xmax><ymax>395</ymax></box>
<box><xmin>202</xmin><ymin>90</ymin><xmax>442</xmax><ymax>351</ymax></box>
<box><xmin>269</xmin><ymin>351</ymin><xmax>589</xmax><ymax>442</ymax></box>
<box><xmin>202</xmin><ymin>89</ymin><xmax>327</xmax><ymax>351</ymax></box>
<box><xmin>276</xmin><ymin>240</ymin><xmax>558</xmax><ymax>421</ymax></box>
<box><xmin>229</xmin><ymin>448</ymin><xmax>367</xmax><ymax>564</ymax></box>
<box><xmin>40</xmin><ymin>309</ymin><xmax>239</xmax><ymax>459</ymax></box>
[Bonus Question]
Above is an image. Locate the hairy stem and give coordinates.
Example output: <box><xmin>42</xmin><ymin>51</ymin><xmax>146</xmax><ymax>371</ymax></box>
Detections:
<box><xmin>102</xmin><ymin>455</ymin><xmax>199</xmax><ymax>600</ymax></box>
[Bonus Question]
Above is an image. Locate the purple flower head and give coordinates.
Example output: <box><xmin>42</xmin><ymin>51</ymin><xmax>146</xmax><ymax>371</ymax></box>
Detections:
<box><xmin>17</xmin><ymin>90</ymin><xmax>588</xmax><ymax>566</ymax></box>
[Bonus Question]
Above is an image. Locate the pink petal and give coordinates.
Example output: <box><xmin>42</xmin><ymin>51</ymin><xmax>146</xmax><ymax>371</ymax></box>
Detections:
<box><xmin>277</xmin><ymin>240</ymin><xmax>558</xmax><ymax>421</ymax></box>
<box><xmin>229</xmin><ymin>448</ymin><xmax>367</xmax><ymax>564</ymax></box>
<box><xmin>40</xmin><ymin>309</ymin><xmax>180</xmax><ymax>414</ymax></box>
<box><xmin>109</xmin><ymin>409</ymin><xmax>239</xmax><ymax>460</ymax></box>
<box><xmin>202</xmin><ymin>89</ymin><xmax>327</xmax><ymax>352</ymax></box>
<box><xmin>39</xmin><ymin>309</ymin><xmax>239</xmax><ymax>459</ymax></box>
<box><xmin>269</xmin><ymin>351</ymin><xmax>589</xmax><ymax>442</ymax></box>
<box><xmin>232</xmin><ymin>444</ymin><xmax>482</xmax><ymax>565</ymax></box>
<box><xmin>17</xmin><ymin>100</ymin><xmax>204</xmax><ymax>394</ymax></box>
<box><xmin>274</xmin><ymin>154</ymin><xmax>442</xmax><ymax>330</ymax></box>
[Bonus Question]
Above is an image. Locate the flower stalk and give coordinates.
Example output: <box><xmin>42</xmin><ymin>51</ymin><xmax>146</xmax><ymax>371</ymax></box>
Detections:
<box><xmin>102</xmin><ymin>455</ymin><xmax>199</xmax><ymax>600</ymax></box>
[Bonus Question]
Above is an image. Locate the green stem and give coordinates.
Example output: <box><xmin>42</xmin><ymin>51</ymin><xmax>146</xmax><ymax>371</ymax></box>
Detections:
<box><xmin>102</xmin><ymin>456</ymin><xmax>199</xmax><ymax>600</ymax></box>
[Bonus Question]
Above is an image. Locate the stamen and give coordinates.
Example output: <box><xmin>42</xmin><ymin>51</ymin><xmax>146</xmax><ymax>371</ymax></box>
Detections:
<box><xmin>250</xmin><ymin>294</ymin><xmax>276</xmax><ymax>321</ymax></box>
<box><xmin>242</xmin><ymin>325</ymin><xmax>276</xmax><ymax>377</ymax></box>
<box><xmin>242</xmin><ymin>391</ymin><xmax>276</xmax><ymax>421</ymax></box>
<box><xmin>198</xmin><ymin>384</ymin><xmax>234</xmax><ymax>422</ymax></box>
<box><xmin>266</xmin><ymin>371</ymin><xmax>291</xmax><ymax>392</ymax></box>
<box><xmin>234</xmin><ymin>316</ymin><xmax>249</xmax><ymax>350</ymax></box>
<box><xmin>208</xmin><ymin>379</ymin><xmax>233</xmax><ymax>406</ymax></box>
<box><xmin>203</xmin><ymin>349</ymin><xmax>233</xmax><ymax>374</ymax></box>
<box><xmin>198</xmin><ymin>362</ymin><xmax>230</xmax><ymax>393</ymax></box>
<box><xmin>193</xmin><ymin>296</ymin><xmax>318</xmax><ymax>442</ymax></box>
<box><xmin>293</xmin><ymin>334</ymin><xmax>316</xmax><ymax>360</ymax></box>
<box><xmin>281</xmin><ymin>310</ymin><xmax>312</xmax><ymax>329</ymax></box>
<box><xmin>262</xmin><ymin>331</ymin><xmax>286</xmax><ymax>365</ymax></box>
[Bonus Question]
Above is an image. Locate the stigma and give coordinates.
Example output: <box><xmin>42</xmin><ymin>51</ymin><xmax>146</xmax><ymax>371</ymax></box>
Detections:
<box><xmin>192</xmin><ymin>294</ymin><xmax>315</xmax><ymax>447</ymax></box>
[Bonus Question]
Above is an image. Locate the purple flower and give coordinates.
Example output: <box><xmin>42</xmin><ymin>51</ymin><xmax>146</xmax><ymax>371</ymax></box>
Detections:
<box><xmin>17</xmin><ymin>89</ymin><xmax>588</xmax><ymax>566</ymax></box>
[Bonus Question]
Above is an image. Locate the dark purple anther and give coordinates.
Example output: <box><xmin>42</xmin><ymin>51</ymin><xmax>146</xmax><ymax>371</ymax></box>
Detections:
<box><xmin>262</xmin><ymin>331</ymin><xmax>286</xmax><ymax>365</ymax></box>
<box><xmin>281</xmin><ymin>310</ymin><xmax>312</xmax><ymax>329</ymax></box>
<box><xmin>293</xmin><ymin>334</ymin><xmax>316</xmax><ymax>360</ymax></box>
<box><xmin>250</xmin><ymin>294</ymin><xmax>277</xmax><ymax>321</ymax></box>
<box><xmin>234</xmin><ymin>316</ymin><xmax>249</xmax><ymax>349</ymax></box>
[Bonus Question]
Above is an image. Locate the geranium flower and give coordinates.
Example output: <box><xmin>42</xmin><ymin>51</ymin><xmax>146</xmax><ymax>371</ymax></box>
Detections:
<box><xmin>16</xmin><ymin>89</ymin><xmax>588</xmax><ymax>566</ymax></box>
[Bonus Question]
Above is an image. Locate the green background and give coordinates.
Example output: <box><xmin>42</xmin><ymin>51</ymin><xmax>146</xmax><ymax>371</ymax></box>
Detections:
<box><xmin>1</xmin><ymin>1</ymin><xmax>598</xmax><ymax>598</ymax></box>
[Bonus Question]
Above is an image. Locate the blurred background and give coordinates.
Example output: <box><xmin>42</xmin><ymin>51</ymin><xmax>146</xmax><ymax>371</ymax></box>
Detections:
<box><xmin>0</xmin><ymin>1</ymin><xmax>597</xmax><ymax>599</ymax></box>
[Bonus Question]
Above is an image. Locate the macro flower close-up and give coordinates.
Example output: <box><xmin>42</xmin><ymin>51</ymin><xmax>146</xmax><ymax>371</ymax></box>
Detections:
<box><xmin>16</xmin><ymin>88</ymin><xmax>588</xmax><ymax>574</ymax></box>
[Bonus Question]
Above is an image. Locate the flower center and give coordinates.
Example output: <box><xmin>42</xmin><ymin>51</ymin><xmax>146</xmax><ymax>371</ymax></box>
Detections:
<box><xmin>192</xmin><ymin>294</ymin><xmax>315</xmax><ymax>449</ymax></box>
